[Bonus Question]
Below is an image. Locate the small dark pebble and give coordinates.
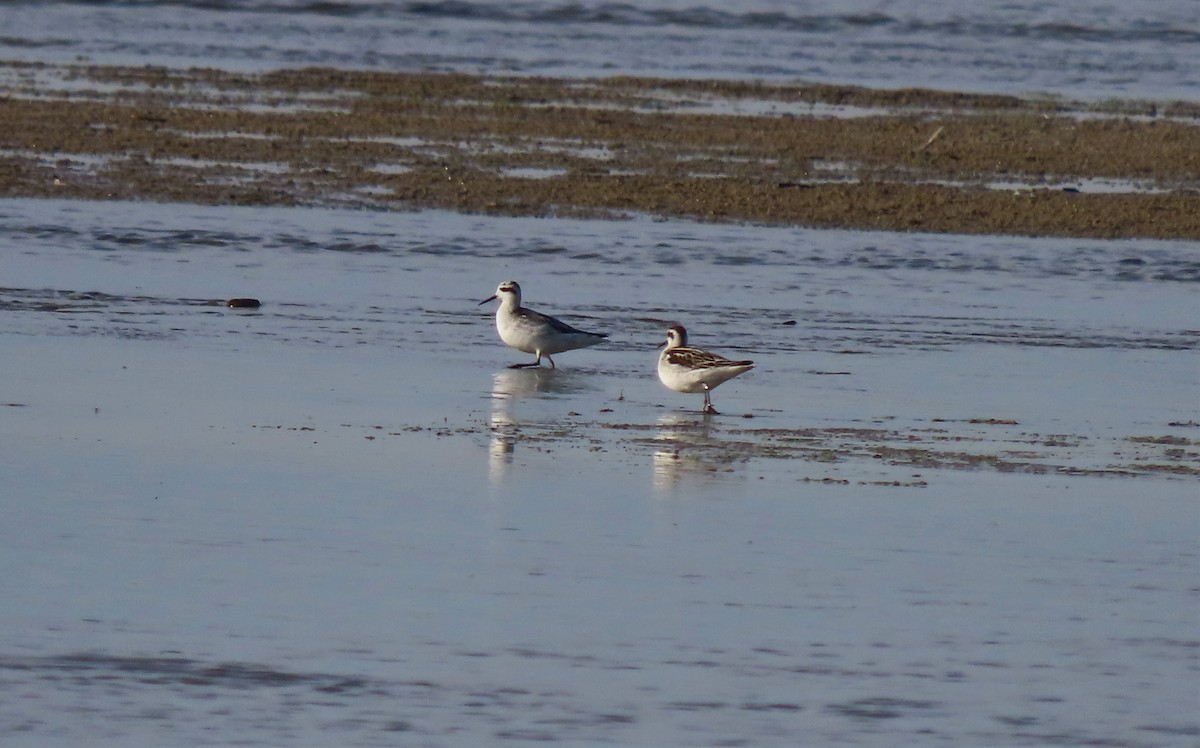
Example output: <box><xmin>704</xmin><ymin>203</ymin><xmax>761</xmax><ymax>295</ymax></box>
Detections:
<box><xmin>227</xmin><ymin>298</ymin><xmax>262</xmax><ymax>308</ymax></box>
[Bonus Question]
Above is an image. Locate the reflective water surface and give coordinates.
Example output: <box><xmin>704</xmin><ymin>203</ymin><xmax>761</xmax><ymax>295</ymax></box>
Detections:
<box><xmin>1</xmin><ymin>198</ymin><xmax>1197</xmax><ymax>746</ymax></box>
<box><xmin>1</xmin><ymin>1</ymin><xmax>1197</xmax><ymax>99</ymax></box>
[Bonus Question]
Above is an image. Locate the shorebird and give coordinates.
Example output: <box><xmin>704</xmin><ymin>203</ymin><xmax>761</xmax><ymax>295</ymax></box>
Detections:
<box><xmin>479</xmin><ymin>281</ymin><xmax>607</xmax><ymax>368</ymax></box>
<box><xmin>657</xmin><ymin>324</ymin><xmax>754</xmax><ymax>414</ymax></box>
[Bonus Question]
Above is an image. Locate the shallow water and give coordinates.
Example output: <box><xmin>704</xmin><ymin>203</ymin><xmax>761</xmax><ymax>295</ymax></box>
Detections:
<box><xmin>1</xmin><ymin>0</ymin><xmax>1198</xmax><ymax>100</ymax></box>
<box><xmin>0</xmin><ymin>197</ymin><xmax>1197</xmax><ymax>746</ymax></box>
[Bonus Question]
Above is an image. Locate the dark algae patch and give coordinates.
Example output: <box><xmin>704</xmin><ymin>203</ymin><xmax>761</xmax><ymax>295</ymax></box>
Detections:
<box><xmin>279</xmin><ymin>417</ymin><xmax>1200</xmax><ymax>484</ymax></box>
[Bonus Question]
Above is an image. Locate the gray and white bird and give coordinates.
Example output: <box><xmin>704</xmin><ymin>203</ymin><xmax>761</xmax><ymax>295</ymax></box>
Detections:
<box><xmin>657</xmin><ymin>324</ymin><xmax>754</xmax><ymax>414</ymax></box>
<box><xmin>479</xmin><ymin>281</ymin><xmax>607</xmax><ymax>368</ymax></box>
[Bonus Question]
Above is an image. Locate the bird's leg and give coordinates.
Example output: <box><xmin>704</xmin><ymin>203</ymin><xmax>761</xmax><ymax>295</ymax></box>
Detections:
<box><xmin>702</xmin><ymin>388</ymin><xmax>719</xmax><ymax>415</ymax></box>
<box><xmin>545</xmin><ymin>353</ymin><xmax>556</xmax><ymax>369</ymax></box>
<box><xmin>508</xmin><ymin>355</ymin><xmax>542</xmax><ymax>369</ymax></box>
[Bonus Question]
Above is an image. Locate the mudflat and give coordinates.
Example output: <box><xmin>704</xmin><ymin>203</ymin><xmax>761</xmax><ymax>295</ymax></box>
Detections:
<box><xmin>2</xmin><ymin>61</ymin><xmax>1198</xmax><ymax>239</ymax></box>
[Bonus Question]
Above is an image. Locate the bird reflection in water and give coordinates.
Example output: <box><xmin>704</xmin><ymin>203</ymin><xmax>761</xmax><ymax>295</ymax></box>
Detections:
<box><xmin>487</xmin><ymin>367</ymin><xmax>592</xmax><ymax>484</ymax></box>
<box><xmin>651</xmin><ymin>411</ymin><xmax>742</xmax><ymax>491</ymax></box>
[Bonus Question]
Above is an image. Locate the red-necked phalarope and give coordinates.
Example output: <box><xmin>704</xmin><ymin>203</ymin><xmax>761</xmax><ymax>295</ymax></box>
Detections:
<box><xmin>657</xmin><ymin>324</ymin><xmax>754</xmax><ymax>414</ymax></box>
<box><xmin>479</xmin><ymin>281</ymin><xmax>608</xmax><ymax>368</ymax></box>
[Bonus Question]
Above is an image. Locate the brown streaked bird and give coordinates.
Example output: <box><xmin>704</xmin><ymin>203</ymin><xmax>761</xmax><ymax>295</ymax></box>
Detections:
<box><xmin>656</xmin><ymin>324</ymin><xmax>754</xmax><ymax>414</ymax></box>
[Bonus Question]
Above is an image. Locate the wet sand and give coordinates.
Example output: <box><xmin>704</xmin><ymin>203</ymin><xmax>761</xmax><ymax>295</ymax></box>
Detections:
<box><xmin>2</xmin><ymin>61</ymin><xmax>1199</xmax><ymax>239</ymax></box>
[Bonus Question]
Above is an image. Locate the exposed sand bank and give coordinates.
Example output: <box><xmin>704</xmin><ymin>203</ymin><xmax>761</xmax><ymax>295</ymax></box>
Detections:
<box><xmin>2</xmin><ymin>62</ymin><xmax>1198</xmax><ymax>239</ymax></box>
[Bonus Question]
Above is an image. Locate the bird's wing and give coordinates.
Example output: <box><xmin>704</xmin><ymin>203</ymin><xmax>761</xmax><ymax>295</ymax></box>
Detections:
<box><xmin>521</xmin><ymin>308</ymin><xmax>607</xmax><ymax>337</ymax></box>
<box><xmin>667</xmin><ymin>347</ymin><xmax>752</xmax><ymax>369</ymax></box>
